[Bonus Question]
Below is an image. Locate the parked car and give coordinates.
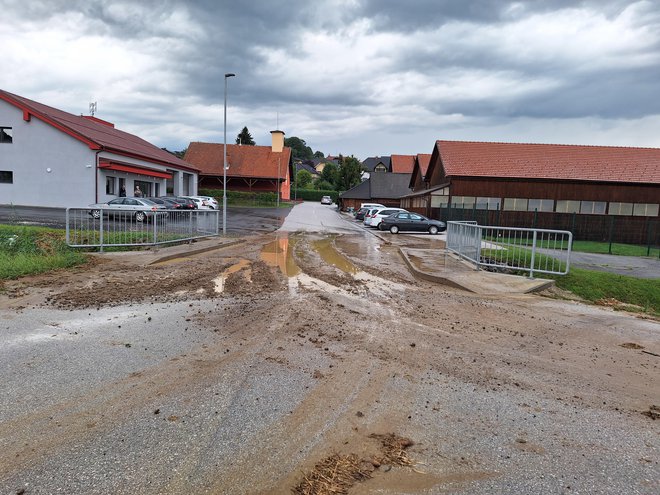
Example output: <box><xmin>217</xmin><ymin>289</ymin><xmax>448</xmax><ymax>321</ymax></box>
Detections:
<box><xmin>360</xmin><ymin>202</ymin><xmax>385</xmax><ymax>210</ymax></box>
<box><xmin>164</xmin><ymin>197</ymin><xmax>197</xmax><ymax>209</ymax></box>
<box><xmin>181</xmin><ymin>195</ymin><xmax>219</xmax><ymax>210</ymax></box>
<box><xmin>363</xmin><ymin>207</ymin><xmax>381</xmax><ymax>226</ymax></box>
<box><xmin>88</xmin><ymin>197</ymin><xmax>167</xmax><ymax>222</ymax></box>
<box><xmin>355</xmin><ymin>207</ymin><xmax>369</xmax><ymax>221</ymax></box>
<box><xmin>379</xmin><ymin>212</ymin><xmax>446</xmax><ymax>234</ymax></box>
<box><xmin>321</xmin><ymin>195</ymin><xmax>333</xmax><ymax>205</ymax></box>
<box><xmin>365</xmin><ymin>207</ymin><xmax>407</xmax><ymax>228</ymax></box>
<box><xmin>145</xmin><ymin>197</ymin><xmax>183</xmax><ymax>209</ymax></box>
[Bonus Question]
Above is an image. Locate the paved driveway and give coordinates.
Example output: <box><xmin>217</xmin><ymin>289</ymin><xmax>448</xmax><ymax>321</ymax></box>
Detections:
<box><xmin>566</xmin><ymin>251</ymin><xmax>659</xmax><ymax>279</ymax></box>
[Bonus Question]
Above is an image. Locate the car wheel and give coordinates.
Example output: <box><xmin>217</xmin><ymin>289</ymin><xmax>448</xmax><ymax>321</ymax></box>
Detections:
<box><xmin>134</xmin><ymin>211</ymin><xmax>146</xmax><ymax>222</ymax></box>
<box><xmin>390</xmin><ymin>225</ymin><xmax>399</xmax><ymax>234</ymax></box>
<box><xmin>429</xmin><ymin>225</ymin><xmax>439</xmax><ymax>235</ymax></box>
<box><xmin>91</xmin><ymin>209</ymin><xmax>101</xmax><ymax>219</ymax></box>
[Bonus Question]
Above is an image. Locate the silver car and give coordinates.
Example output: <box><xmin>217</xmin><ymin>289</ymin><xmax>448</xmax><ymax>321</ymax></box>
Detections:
<box><xmin>88</xmin><ymin>197</ymin><xmax>167</xmax><ymax>222</ymax></box>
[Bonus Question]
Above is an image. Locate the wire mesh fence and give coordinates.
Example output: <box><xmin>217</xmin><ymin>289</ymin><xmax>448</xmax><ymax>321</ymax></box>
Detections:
<box><xmin>66</xmin><ymin>208</ymin><xmax>220</xmax><ymax>251</ymax></box>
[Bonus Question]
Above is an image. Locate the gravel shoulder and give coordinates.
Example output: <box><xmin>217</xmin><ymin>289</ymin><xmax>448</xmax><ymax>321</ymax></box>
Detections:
<box><xmin>0</xmin><ymin>232</ymin><xmax>658</xmax><ymax>494</ymax></box>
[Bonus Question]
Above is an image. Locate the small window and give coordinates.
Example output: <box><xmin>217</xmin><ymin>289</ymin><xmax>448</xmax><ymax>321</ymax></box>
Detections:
<box><xmin>580</xmin><ymin>201</ymin><xmax>606</xmax><ymax>215</ymax></box>
<box><xmin>555</xmin><ymin>200</ymin><xmax>580</xmax><ymax>213</ymax></box>
<box><xmin>106</xmin><ymin>177</ymin><xmax>116</xmax><ymax>195</ymax></box>
<box><xmin>410</xmin><ymin>213</ymin><xmax>424</xmax><ymax>220</ymax></box>
<box><xmin>0</xmin><ymin>170</ymin><xmax>13</xmax><ymax>183</ymax></box>
<box><xmin>528</xmin><ymin>199</ymin><xmax>554</xmax><ymax>212</ymax></box>
<box><xmin>451</xmin><ymin>196</ymin><xmax>475</xmax><ymax>208</ymax></box>
<box><xmin>476</xmin><ymin>197</ymin><xmax>501</xmax><ymax>210</ymax></box>
<box><xmin>431</xmin><ymin>195</ymin><xmax>448</xmax><ymax>208</ymax></box>
<box><xmin>0</xmin><ymin>127</ymin><xmax>12</xmax><ymax>144</ymax></box>
<box><xmin>503</xmin><ymin>198</ymin><xmax>528</xmax><ymax>211</ymax></box>
<box><xmin>608</xmin><ymin>202</ymin><xmax>633</xmax><ymax>216</ymax></box>
<box><xmin>633</xmin><ymin>203</ymin><xmax>659</xmax><ymax>217</ymax></box>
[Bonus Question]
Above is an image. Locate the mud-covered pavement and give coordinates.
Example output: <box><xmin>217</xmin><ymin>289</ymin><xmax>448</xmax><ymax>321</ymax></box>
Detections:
<box><xmin>0</xmin><ymin>231</ymin><xmax>658</xmax><ymax>494</ymax></box>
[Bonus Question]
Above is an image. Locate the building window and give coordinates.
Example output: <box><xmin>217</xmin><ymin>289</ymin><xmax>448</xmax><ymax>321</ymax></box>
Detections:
<box><xmin>374</xmin><ymin>164</ymin><xmax>387</xmax><ymax>172</ymax></box>
<box><xmin>503</xmin><ymin>198</ymin><xmax>528</xmax><ymax>211</ymax></box>
<box><xmin>528</xmin><ymin>199</ymin><xmax>554</xmax><ymax>212</ymax></box>
<box><xmin>0</xmin><ymin>127</ymin><xmax>12</xmax><ymax>143</ymax></box>
<box><xmin>580</xmin><ymin>201</ymin><xmax>606</xmax><ymax>215</ymax></box>
<box><xmin>633</xmin><ymin>203</ymin><xmax>659</xmax><ymax>217</ymax></box>
<box><xmin>431</xmin><ymin>195</ymin><xmax>448</xmax><ymax>208</ymax></box>
<box><xmin>555</xmin><ymin>200</ymin><xmax>580</xmax><ymax>213</ymax></box>
<box><xmin>476</xmin><ymin>197</ymin><xmax>501</xmax><ymax>210</ymax></box>
<box><xmin>0</xmin><ymin>171</ymin><xmax>13</xmax><ymax>183</ymax></box>
<box><xmin>106</xmin><ymin>176</ymin><xmax>116</xmax><ymax>195</ymax></box>
<box><xmin>608</xmin><ymin>202</ymin><xmax>633</xmax><ymax>216</ymax></box>
<box><xmin>451</xmin><ymin>196</ymin><xmax>475</xmax><ymax>208</ymax></box>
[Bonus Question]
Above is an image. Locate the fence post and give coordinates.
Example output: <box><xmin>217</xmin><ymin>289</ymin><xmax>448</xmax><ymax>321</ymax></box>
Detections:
<box><xmin>571</xmin><ymin>212</ymin><xmax>577</xmax><ymax>247</ymax></box>
<box><xmin>529</xmin><ymin>229</ymin><xmax>537</xmax><ymax>279</ymax></box>
<box><xmin>533</xmin><ymin>208</ymin><xmax>538</xmax><ymax>229</ymax></box>
<box><xmin>99</xmin><ymin>210</ymin><xmax>104</xmax><ymax>253</ymax></box>
<box><xmin>189</xmin><ymin>210</ymin><xmax>193</xmax><ymax>244</ymax></box>
<box><xmin>153</xmin><ymin>212</ymin><xmax>158</xmax><ymax>245</ymax></box>
<box><xmin>65</xmin><ymin>208</ymin><xmax>70</xmax><ymax>245</ymax></box>
<box><xmin>608</xmin><ymin>216</ymin><xmax>615</xmax><ymax>254</ymax></box>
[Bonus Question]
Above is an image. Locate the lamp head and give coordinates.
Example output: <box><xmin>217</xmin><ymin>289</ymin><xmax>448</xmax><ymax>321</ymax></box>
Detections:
<box><xmin>225</xmin><ymin>73</ymin><xmax>236</xmax><ymax>78</ymax></box>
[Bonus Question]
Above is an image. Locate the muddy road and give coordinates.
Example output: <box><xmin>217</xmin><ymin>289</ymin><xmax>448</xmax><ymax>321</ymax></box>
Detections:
<box><xmin>0</xmin><ymin>228</ymin><xmax>658</xmax><ymax>494</ymax></box>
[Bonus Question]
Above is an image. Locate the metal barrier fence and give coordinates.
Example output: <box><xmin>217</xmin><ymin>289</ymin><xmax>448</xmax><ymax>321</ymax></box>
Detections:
<box><xmin>447</xmin><ymin>221</ymin><xmax>572</xmax><ymax>278</ymax></box>
<box><xmin>66</xmin><ymin>208</ymin><xmax>220</xmax><ymax>251</ymax></box>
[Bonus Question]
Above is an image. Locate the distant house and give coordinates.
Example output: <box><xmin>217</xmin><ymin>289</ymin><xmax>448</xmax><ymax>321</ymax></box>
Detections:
<box><xmin>390</xmin><ymin>154</ymin><xmax>416</xmax><ymax>174</ymax></box>
<box><xmin>184</xmin><ymin>131</ymin><xmax>294</xmax><ymax>200</ymax></box>
<box><xmin>400</xmin><ymin>140</ymin><xmax>660</xmax><ymax>243</ymax></box>
<box><xmin>0</xmin><ymin>89</ymin><xmax>198</xmax><ymax>207</ymax></box>
<box><xmin>294</xmin><ymin>160</ymin><xmax>320</xmax><ymax>178</ymax></box>
<box><xmin>339</xmin><ymin>172</ymin><xmax>412</xmax><ymax>210</ymax></box>
<box><xmin>360</xmin><ymin>156</ymin><xmax>391</xmax><ymax>180</ymax></box>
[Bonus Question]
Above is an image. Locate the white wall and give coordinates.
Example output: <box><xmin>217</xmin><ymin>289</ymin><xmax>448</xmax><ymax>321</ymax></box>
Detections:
<box><xmin>0</xmin><ymin>100</ymin><xmax>96</xmax><ymax>207</ymax></box>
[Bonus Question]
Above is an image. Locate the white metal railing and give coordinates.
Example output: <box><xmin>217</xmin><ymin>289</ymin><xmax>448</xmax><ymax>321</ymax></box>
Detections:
<box><xmin>446</xmin><ymin>221</ymin><xmax>572</xmax><ymax>278</ymax></box>
<box><xmin>66</xmin><ymin>207</ymin><xmax>220</xmax><ymax>251</ymax></box>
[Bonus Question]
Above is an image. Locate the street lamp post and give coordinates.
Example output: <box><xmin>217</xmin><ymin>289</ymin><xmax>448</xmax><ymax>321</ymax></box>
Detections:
<box><xmin>223</xmin><ymin>72</ymin><xmax>235</xmax><ymax>235</ymax></box>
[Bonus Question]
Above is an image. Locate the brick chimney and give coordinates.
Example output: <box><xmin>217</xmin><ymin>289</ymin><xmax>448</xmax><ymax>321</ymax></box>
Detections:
<box><xmin>270</xmin><ymin>130</ymin><xmax>285</xmax><ymax>152</ymax></box>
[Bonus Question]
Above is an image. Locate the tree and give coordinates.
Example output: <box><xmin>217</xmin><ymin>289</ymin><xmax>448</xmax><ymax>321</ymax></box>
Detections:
<box><xmin>313</xmin><ymin>151</ymin><xmax>325</xmax><ymax>158</ymax></box>
<box><xmin>236</xmin><ymin>127</ymin><xmax>255</xmax><ymax>145</ymax></box>
<box><xmin>315</xmin><ymin>179</ymin><xmax>334</xmax><ymax>191</ymax></box>
<box><xmin>295</xmin><ymin>169</ymin><xmax>313</xmax><ymax>189</ymax></box>
<box><xmin>337</xmin><ymin>155</ymin><xmax>363</xmax><ymax>191</ymax></box>
<box><xmin>320</xmin><ymin>162</ymin><xmax>339</xmax><ymax>189</ymax></box>
<box><xmin>284</xmin><ymin>136</ymin><xmax>313</xmax><ymax>160</ymax></box>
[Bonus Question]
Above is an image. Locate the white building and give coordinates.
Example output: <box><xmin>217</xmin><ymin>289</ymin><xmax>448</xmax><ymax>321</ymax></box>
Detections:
<box><xmin>0</xmin><ymin>90</ymin><xmax>198</xmax><ymax>207</ymax></box>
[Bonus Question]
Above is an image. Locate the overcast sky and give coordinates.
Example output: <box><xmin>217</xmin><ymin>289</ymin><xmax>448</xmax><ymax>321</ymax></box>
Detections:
<box><xmin>3</xmin><ymin>0</ymin><xmax>660</xmax><ymax>159</ymax></box>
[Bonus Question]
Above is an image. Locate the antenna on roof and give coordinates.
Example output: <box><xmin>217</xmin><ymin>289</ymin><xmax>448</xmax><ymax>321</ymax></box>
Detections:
<box><xmin>89</xmin><ymin>102</ymin><xmax>97</xmax><ymax>116</ymax></box>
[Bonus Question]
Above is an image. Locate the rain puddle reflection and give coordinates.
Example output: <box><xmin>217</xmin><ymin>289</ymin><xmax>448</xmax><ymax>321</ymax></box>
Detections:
<box><xmin>260</xmin><ymin>236</ymin><xmax>301</xmax><ymax>277</ymax></box>
<box><xmin>213</xmin><ymin>259</ymin><xmax>251</xmax><ymax>293</ymax></box>
<box><xmin>311</xmin><ymin>238</ymin><xmax>358</xmax><ymax>274</ymax></box>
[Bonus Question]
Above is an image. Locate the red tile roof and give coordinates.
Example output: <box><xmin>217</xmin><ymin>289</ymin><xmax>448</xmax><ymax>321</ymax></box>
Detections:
<box><xmin>435</xmin><ymin>140</ymin><xmax>660</xmax><ymax>184</ymax></box>
<box><xmin>0</xmin><ymin>89</ymin><xmax>197</xmax><ymax>171</ymax></box>
<box><xmin>390</xmin><ymin>154</ymin><xmax>415</xmax><ymax>174</ymax></box>
<box><xmin>184</xmin><ymin>142</ymin><xmax>291</xmax><ymax>179</ymax></box>
<box><xmin>416</xmin><ymin>154</ymin><xmax>431</xmax><ymax>177</ymax></box>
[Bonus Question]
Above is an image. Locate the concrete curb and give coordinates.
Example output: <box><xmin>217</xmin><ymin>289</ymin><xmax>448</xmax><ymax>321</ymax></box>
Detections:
<box><xmin>399</xmin><ymin>247</ymin><xmax>476</xmax><ymax>292</ymax></box>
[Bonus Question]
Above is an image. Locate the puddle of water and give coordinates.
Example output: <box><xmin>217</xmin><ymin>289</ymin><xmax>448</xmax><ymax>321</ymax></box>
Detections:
<box><xmin>311</xmin><ymin>238</ymin><xmax>358</xmax><ymax>274</ymax></box>
<box><xmin>260</xmin><ymin>236</ymin><xmax>301</xmax><ymax>277</ymax></box>
<box><xmin>214</xmin><ymin>259</ymin><xmax>252</xmax><ymax>293</ymax></box>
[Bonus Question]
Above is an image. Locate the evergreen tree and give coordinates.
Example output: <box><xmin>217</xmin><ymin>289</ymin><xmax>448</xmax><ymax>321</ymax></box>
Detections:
<box><xmin>236</xmin><ymin>127</ymin><xmax>255</xmax><ymax>145</ymax></box>
<box><xmin>337</xmin><ymin>155</ymin><xmax>363</xmax><ymax>191</ymax></box>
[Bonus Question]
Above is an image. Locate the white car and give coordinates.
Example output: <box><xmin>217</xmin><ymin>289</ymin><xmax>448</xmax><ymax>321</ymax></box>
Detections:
<box><xmin>362</xmin><ymin>207</ymin><xmax>382</xmax><ymax>226</ymax></box>
<box><xmin>181</xmin><ymin>195</ymin><xmax>219</xmax><ymax>210</ymax></box>
<box><xmin>366</xmin><ymin>207</ymin><xmax>408</xmax><ymax>228</ymax></box>
<box><xmin>360</xmin><ymin>202</ymin><xmax>385</xmax><ymax>210</ymax></box>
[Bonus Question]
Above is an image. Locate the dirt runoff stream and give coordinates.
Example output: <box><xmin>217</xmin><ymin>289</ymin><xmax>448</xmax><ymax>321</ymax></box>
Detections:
<box><xmin>0</xmin><ymin>232</ymin><xmax>658</xmax><ymax>495</ymax></box>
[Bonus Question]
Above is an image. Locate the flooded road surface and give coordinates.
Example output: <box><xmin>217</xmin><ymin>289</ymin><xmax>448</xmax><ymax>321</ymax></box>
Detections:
<box><xmin>0</xmin><ymin>230</ymin><xmax>658</xmax><ymax>495</ymax></box>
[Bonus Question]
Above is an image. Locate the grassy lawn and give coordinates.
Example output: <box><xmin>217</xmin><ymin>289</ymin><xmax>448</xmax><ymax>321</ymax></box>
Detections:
<box><xmin>486</xmin><ymin>236</ymin><xmax>658</xmax><ymax>257</ymax></box>
<box><xmin>549</xmin><ymin>268</ymin><xmax>659</xmax><ymax>317</ymax></box>
<box><xmin>0</xmin><ymin>225</ymin><xmax>88</xmax><ymax>280</ymax></box>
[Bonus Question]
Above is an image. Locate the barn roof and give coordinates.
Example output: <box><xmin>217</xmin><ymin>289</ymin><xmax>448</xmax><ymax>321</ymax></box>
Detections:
<box><xmin>184</xmin><ymin>142</ymin><xmax>292</xmax><ymax>180</ymax></box>
<box><xmin>433</xmin><ymin>140</ymin><xmax>660</xmax><ymax>184</ymax></box>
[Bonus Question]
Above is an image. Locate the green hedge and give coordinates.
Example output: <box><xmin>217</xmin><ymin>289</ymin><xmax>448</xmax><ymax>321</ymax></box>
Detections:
<box><xmin>198</xmin><ymin>189</ymin><xmax>278</xmax><ymax>205</ymax></box>
<box><xmin>291</xmin><ymin>189</ymin><xmax>339</xmax><ymax>202</ymax></box>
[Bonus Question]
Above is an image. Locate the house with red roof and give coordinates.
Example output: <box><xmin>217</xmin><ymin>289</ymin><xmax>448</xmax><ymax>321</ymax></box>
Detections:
<box><xmin>401</xmin><ymin>140</ymin><xmax>660</xmax><ymax>243</ymax></box>
<box><xmin>184</xmin><ymin>131</ymin><xmax>293</xmax><ymax>200</ymax></box>
<box><xmin>0</xmin><ymin>90</ymin><xmax>199</xmax><ymax>208</ymax></box>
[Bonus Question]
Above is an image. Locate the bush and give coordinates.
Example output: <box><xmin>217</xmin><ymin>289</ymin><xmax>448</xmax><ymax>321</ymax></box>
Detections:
<box><xmin>292</xmin><ymin>189</ymin><xmax>339</xmax><ymax>202</ymax></box>
<box><xmin>198</xmin><ymin>189</ymin><xmax>280</xmax><ymax>205</ymax></box>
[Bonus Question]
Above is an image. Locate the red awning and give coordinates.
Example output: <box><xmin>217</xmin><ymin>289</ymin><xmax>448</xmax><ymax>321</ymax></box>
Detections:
<box><xmin>99</xmin><ymin>162</ymin><xmax>172</xmax><ymax>179</ymax></box>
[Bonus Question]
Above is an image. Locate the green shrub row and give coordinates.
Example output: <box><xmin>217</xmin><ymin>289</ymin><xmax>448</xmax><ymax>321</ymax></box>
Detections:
<box><xmin>198</xmin><ymin>189</ymin><xmax>278</xmax><ymax>204</ymax></box>
<box><xmin>290</xmin><ymin>189</ymin><xmax>339</xmax><ymax>202</ymax></box>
